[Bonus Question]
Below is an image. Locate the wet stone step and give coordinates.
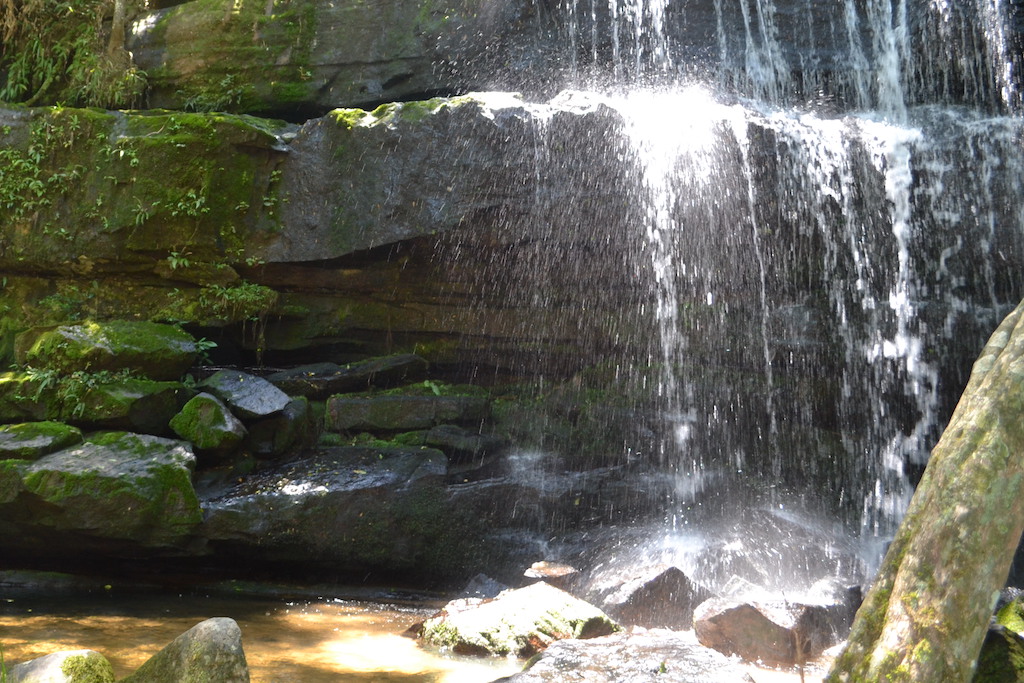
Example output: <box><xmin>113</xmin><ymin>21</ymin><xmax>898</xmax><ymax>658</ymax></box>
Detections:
<box><xmin>325</xmin><ymin>394</ymin><xmax>490</xmax><ymax>432</ymax></box>
<box><xmin>266</xmin><ymin>354</ymin><xmax>429</xmax><ymax>399</ymax></box>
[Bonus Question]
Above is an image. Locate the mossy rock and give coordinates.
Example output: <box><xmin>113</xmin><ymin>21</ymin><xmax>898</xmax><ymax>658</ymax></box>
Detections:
<box><xmin>169</xmin><ymin>392</ymin><xmax>246</xmax><ymax>452</ymax></box>
<box><xmin>58</xmin><ymin>378</ymin><xmax>191</xmax><ymax>434</ymax></box>
<box><xmin>17</xmin><ymin>321</ymin><xmax>198</xmax><ymax>380</ymax></box>
<box><xmin>998</xmin><ymin>596</ymin><xmax>1024</xmax><ymax>634</ymax></box>
<box><xmin>18</xmin><ymin>431</ymin><xmax>201</xmax><ymax>546</ymax></box>
<box><xmin>119</xmin><ymin>618</ymin><xmax>249</xmax><ymax>683</ymax></box>
<box><xmin>0</xmin><ymin>458</ymin><xmax>28</xmax><ymax>504</ymax></box>
<box><xmin>7</xmin><ymin>648</ymin><xmax>115</xmax><ymax>683</ymax></box>
<box><xmin>0</xmin><ymin>370</ymin><xmax>53</xmax><ymax>423</ymax></box>
<box><xmin>974</xmin><ymin>625</ymin><xmax>1024</xmax><ymax>682</ymax></box>
<box><xmin>0</xmin><ymin>421</ymin><xmax>83</xmax><ymax>460</ymax></box>
<box><xmin>420</xmin><ymin>582</ymin><xmax>620</xmax><ymax>657</ymax></box>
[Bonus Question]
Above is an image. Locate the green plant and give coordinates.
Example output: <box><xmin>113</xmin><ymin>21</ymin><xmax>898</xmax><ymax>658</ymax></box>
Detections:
<box><xmin>0</xmin><ymin>0</ymin><xmax>145</xmax><ymax>108</ymax></box>
<box><xmin>20</xmin><ymin>366</ymin><xmax>138</xmax><ymax>418</ymax></box>
<box><xmin>178</xmin><ymin>74</ymin><xmax>251</xmax><ymax>112</ymax></box>
<box><xmin>198</xmin><ymin>281</ymin><xmax>277</xmax><ymax>322</ymax></box>
<box><xmin>166</xmin><ymin>249</ymin><xmax>191</xmax><ymax>270</ymax></box>
<box><xmin>169</xmin><ymin>189</ymin><xmax>209</xmax><ymax>219</ymax></box>
<box><xmin>195</xmin><ymin>337</ymin><xmax>217</xmax><ymax>365</ymax></box>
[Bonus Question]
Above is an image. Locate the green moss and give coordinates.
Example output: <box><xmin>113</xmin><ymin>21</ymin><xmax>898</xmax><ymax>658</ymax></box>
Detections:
<box><xmin>154</xmin><ymin>0</ymin><xmax>319</xmax><ymax>115</ymax></box>
<box><xmin>60</xmin><ymin>652</ymin><xmax>115</xmax><ymax>683</ymax></box>
<box><xmin>367</xmin><ymin>96</ymin><xmax>477</xmax><ymax>127</ymax></box>
<box><xmin>1</xmin><ymin>106</ymin><xmax>288</xmax><ymax>271</ymax></box>
<box><xmin>0</xmin><ymin>421</ymin><xmax>83</xmax><ymax>459</ymax></box>
<box><xmin>331</xmin><ymin>108</ymin><xmax>370</xmax><ymax>129</ymax></box>
<box><xmin>998</xmin><ymin>599</ymin><xmax>1024</xmax><ymax>634</ymax></box>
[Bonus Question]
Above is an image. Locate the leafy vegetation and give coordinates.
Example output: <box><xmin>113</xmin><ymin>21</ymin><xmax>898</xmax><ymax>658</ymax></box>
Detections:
<box><xmin>0</xmin><ymin>0</ymin><xmax>145</xmax><ymax>108</ymax></box>
<box><xmin>22</xmin><ymin>366</ymin><xmax>138</xmax><ymax>418</ymax></box>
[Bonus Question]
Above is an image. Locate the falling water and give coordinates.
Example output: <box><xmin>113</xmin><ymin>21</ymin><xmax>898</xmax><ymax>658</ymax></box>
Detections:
<box><xmin>533</xmin><ymin>0</ymin><xmax>1024</xmax><ymax>584</ymax></box>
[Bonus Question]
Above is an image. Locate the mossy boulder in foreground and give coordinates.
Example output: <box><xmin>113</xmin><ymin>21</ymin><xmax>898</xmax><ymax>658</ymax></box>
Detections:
<box><xmin>419</xmin><ymin>582</ymin><xmax>620</xmax><ymax>657</ymax></box>
<box><xmin>7</xmin><ymin>649</ymin><xmax>115</xmax><ymax>683</ymax></box>
<box><xmin>119</xmin><ymin>618</ymin><xmax>249</xmax><ymax>683</ymax></box>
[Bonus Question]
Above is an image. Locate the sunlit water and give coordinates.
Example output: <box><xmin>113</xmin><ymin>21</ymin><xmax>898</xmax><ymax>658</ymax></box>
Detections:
<box><xmin>0</xmin><ymin>592</ymin><xmax>520</xmax><ymax>682</ymax></box>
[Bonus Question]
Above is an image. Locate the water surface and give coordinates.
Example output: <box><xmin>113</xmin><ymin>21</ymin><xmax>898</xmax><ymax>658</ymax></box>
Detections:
<box><xmin>0</xmin><ymin>591</ymin><xmax>520</xmax><ymax>682</ymax></box>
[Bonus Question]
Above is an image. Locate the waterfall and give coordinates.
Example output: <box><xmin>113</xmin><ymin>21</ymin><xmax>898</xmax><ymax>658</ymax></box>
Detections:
<box><xmin>537</xmin><ymin>0</ymin><xmax>1023</xmax><ymax>578</ymax></box>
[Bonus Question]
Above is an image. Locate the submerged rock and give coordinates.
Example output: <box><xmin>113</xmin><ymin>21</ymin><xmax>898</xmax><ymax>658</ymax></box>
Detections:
<box><xmin>15</xmin><ymin>321</ymin><xmax>198</xmax><ymax>380</ymax></box>
<box><xmin>8</xmin><ymin>649</ymin><xmax>114</xmax><ymax>683</ymax></box>
<box><xmin>420</xmin><ymin>581</ymin><xmax>619</xmax><ymax>657</ymax></box>
<box><xmin>119</xmin><ymin>617</ymin><xmax>249</xmax><ymax>683</ymax></box>
<box><xmin>492</xmin><ymin>629</ymin><xmax>756</xmax><ymax>683</ymax></box>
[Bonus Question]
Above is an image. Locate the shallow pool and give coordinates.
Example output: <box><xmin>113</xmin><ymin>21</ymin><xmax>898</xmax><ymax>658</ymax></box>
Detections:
<box><xmin>0</xmin><ymin>590</ymin><xmax>521</xmax><ymax>682</ymax></box>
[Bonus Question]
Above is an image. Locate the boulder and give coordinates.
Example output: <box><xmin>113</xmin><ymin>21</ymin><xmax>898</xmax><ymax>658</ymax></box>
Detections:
<box><xmin>693</xmin><ymin>597</ymin><xmax>847</xmax><ymax>666</ymax></box>
<box><xmin>0</xmin><ymin>422</ymin><xmax>83</xmax><ymax>460</ymax></box>
<box><xmin>423</xmin><ymin>424</ymin><xmax>508</xmax><ymax>461</ymax></box>
<box><xmin>266</xmin><ymin>355</ymin><xmax>429</xmax><ymax>398</ymax></box>
<box><xmin>601</xmin><ymin>565</ymin><xmax>712</xmax><ymax>630</ymax></box>
<box><xmin>169</xmin><ymin>393</ymin><xmax>247</xmax><ymax>453</ymax></box>
<box><xmin>59</xmin><ymin>378</ymin><xmax>191</xmax><ymax>434</ymax></box>
<box><xmin>0</xmin><ymin>371</ymin><xmax>49</xmax><ymax>423</ymax></box>
<box><xmin>325</xmin><ymin>394</ymin><xmax>490</xmax><ymax>432</ymax></box>
<box><xmin>119</xmin><ymin>617</ymin><xmax>249</xmax><ymax>683</ymax></box>
<box><xmin>1</xmin><ymin>432</ymin><xmax>201</xmax><ymax>550</ymax></box>
<box><xmin>0</xmin><ymin>459</ymin><xmax>27</xmax><ymax>504</ymax></box>
<box><xmin>0</xmin><ymin>372</ymin><xmax>189</xmax><ymax>433</ymax></box>
<box><xmin>8</xmin><ymin>649</ymin><xmax>114</xmax><ymax>683</ymax></box>
<box><xmin>16</xmin><ymin>321</ymin><xmax>198</xmax><ymax>380</ymax></box>
<box><xmin>974</xmin><ymin>594</ymin><xmax>1024</xmax><ymax>681</ymax></box>
<box><xmin>419</xmin><ymin>581</ymin><xmax>619</xmax><ymax>657</ymax></box>
<box><xmin>974</xmin><ymin>625</ymin><xmax>1024</xmax><ymax>682</ymax></box>
<box><xmin>492</xmin><ymin>630</ymin><xmax>756</xmax><ymax>683</ymax></box>
<box><xmin>200</xmin><ymin>370</ymin><xmax>290</xmax><ymax>419</ymax></box>
<box><xmin>200</xmin><ymin>446</ymin><xmax>490</xmax><ymax>579</ymax></box>
<box><xmin>243</xmin><ymin>396</ymin><xmax>309</xmax><ymax>458</ymax></box>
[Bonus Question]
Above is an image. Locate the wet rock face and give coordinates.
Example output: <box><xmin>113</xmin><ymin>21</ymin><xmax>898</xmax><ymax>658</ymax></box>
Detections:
<box><xmin>128</xmin><ymin>0</ymin><xmax>548</xmax><ymax>116</ymax></box>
